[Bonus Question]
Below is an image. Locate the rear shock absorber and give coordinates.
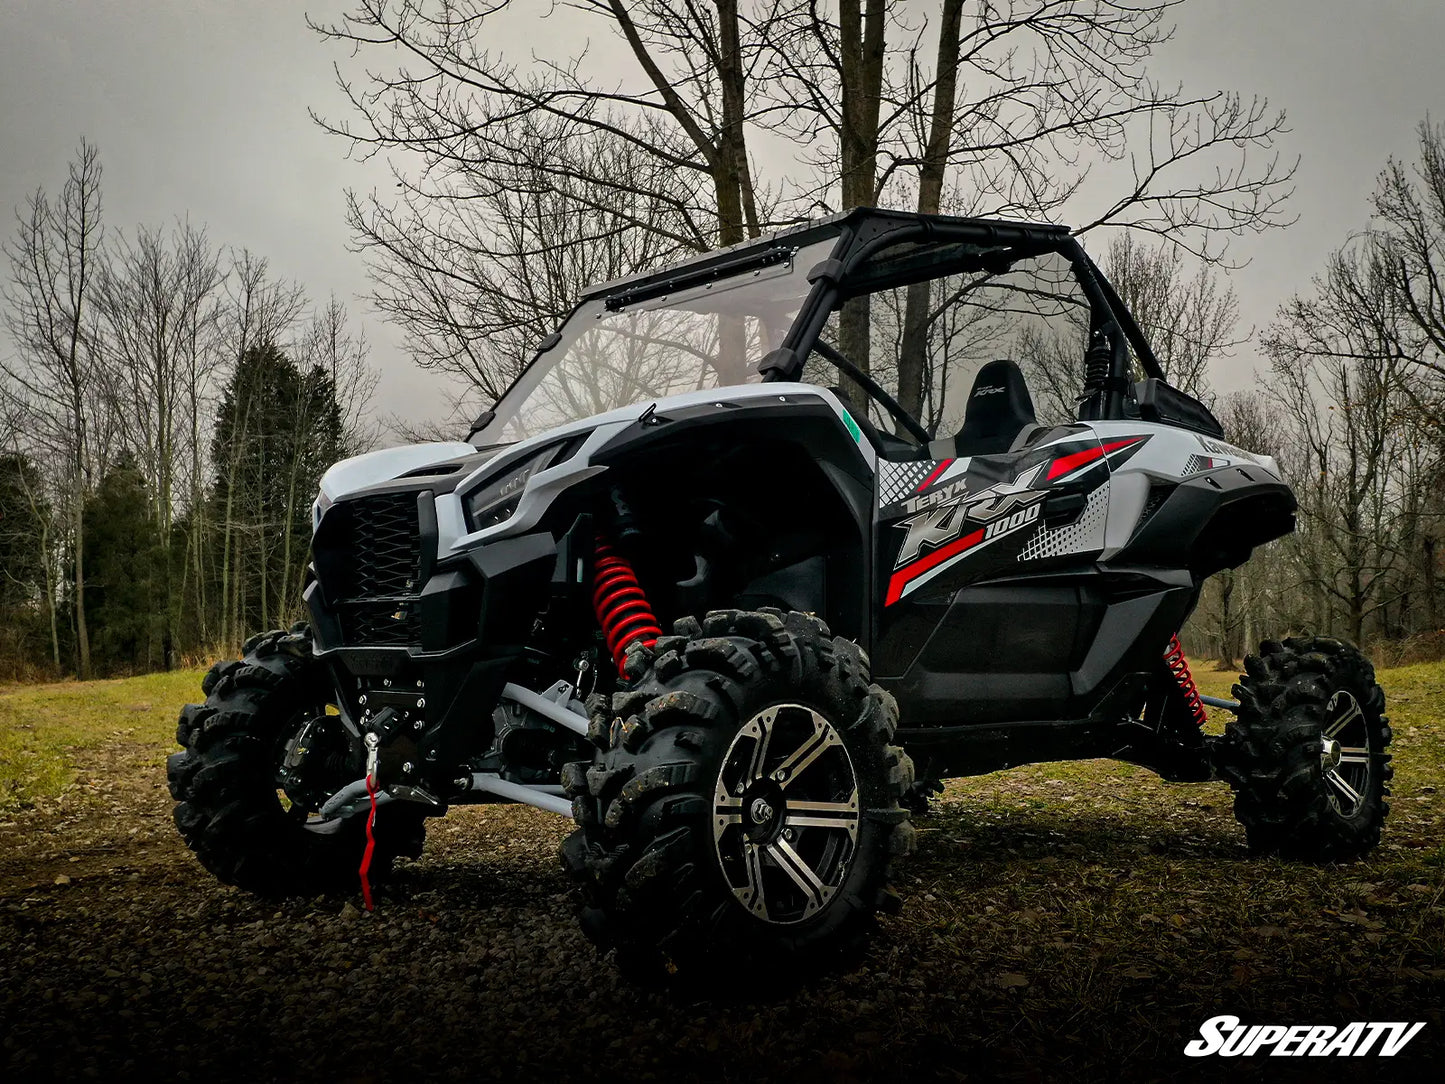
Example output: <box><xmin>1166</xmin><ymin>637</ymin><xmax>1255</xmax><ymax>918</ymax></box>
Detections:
<box><xmin>592</xmin><ymin>534</ymin><xmax>661</xmax><ymax>676</ymax></box>
<box><xmin>1163</xmin><ymin>634</ymin><xmax>1208</xmax><ymax>728</ymax></box>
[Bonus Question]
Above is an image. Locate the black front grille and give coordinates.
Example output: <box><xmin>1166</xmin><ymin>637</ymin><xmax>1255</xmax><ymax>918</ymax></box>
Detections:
<box><xmin>348</xmin><ymin>492</ymin><xmax>422</xmax><ymax>597</ymax></box>
<box><xmin>341</xmin><ymin>599</ymin><xmax>421</xmax><ymax>647</ymax></box>
<box><xmin>329</xmin><ymin>492</ymin><xmax>426</xmax><ymax>648</ymax></box>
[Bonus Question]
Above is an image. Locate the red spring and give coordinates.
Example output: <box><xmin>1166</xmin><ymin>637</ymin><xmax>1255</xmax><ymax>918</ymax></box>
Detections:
<box><xmin>592</xmin><ymin>535</ymin><xmax>661</xmax><ymax>676</ymax></box>
<box><xmin>1163</xmin><ymin>634</ymin><xmax>1208</xmax><ymax>728</ymax></box>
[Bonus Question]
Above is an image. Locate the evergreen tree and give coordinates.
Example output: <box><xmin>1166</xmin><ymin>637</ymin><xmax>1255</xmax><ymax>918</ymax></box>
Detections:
<box><xmin>211</xmin><ymin>341</ymin><xmax>345</xmax><ymax>639</ymax></box>
<box><xmin>82</xmin><ymin>453</ymin><xmax>165</xmax><ymax>672</ymax></box>
<box><xmin>0</xmin><ymin>452</ymin><xmax>45</xmax><ymax>607</ymax></box>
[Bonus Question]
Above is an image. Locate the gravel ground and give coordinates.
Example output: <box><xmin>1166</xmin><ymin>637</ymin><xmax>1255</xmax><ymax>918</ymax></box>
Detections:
<box><xmin>2</xmin><ymin>719</ymin><xmax>1442</xmax><ymax>1083</ymax></box>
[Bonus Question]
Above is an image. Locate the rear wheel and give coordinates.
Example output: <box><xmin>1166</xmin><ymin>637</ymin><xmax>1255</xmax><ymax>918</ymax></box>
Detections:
<box><xmin>167</xmin><ymin>625</ymin><xmax>427</xmax><ymax>896</ymax></box>
<box><xmin>1221</xmin><ymin>636</ymin><xmax>1391</xmax><ymax>861</ymax></box>
<box><xmin>560</xmin><ymin>609</ymin><xmax>914</xmax><ymax>978</ymax></box>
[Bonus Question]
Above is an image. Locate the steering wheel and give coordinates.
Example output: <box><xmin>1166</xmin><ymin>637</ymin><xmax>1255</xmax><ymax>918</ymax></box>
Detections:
<box><xmin>811</xmin><ymin>340</ymin><xmax>933</xmax><ymax>445</ymax></box>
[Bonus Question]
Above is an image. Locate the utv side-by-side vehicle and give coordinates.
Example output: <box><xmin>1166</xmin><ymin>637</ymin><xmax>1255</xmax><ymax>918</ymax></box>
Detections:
<box><xmin>168</xmin><ymin>209</ymin><xmax>1391</xmax><ymax>976</ymax></box>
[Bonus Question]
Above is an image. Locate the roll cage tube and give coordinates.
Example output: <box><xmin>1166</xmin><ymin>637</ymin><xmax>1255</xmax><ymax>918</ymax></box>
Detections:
<box><xmin>758</xmin><ymin>211</ymin><xmax>1143</xmax><ymax>426</ymax></box>
<box><xmin>1080</xmin><ymin>250</ymin><xmax>1167</xmax><ymax>381</ymax></box>
<box><xmin>811</xmin><ymin>339</ymin><xmax>932</xmax><ymax>444</ymax></box>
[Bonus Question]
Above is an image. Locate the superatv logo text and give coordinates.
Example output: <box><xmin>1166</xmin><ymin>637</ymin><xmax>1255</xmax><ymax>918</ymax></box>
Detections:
<box><xmin>1184</xmin><ymin>1016</ymin><xmax>1425</xmax><ymax>1058</ymax></box>
<box><xmin>895</xmin><ymin>464</ymin><xmax>1045</xmax><ymax>566</ymax></box>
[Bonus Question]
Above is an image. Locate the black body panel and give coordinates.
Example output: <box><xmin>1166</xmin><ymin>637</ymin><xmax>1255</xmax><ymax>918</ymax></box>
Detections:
<box><xmin>1116</xmin><ymin>463</ymin><xmax>1296</xmax><ymax>574</ymax></box>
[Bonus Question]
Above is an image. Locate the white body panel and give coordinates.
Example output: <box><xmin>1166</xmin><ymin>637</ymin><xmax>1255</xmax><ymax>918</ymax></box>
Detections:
<box><xmin>319</xmin><ymin>442</ymin><xmax>476</xmax><ymax>503</ymax></box>
<box><xmin>311</xmin><ymin>383</ymin><xmax>872</xmax><ymax>559</ymax></box>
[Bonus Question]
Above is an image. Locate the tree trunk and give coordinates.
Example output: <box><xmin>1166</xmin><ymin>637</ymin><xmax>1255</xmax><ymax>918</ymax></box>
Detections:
<box><xmin>42</xmin><ymin>520</ymin><xmax>59</xmax><ymax>668</ymax></box>
<box><xmin>1217</xmin><ymin>571</ymin><xmax>1236</xmax><ymax>667</ymax></box>
<box><xmin>714</xmin><ymin>169</ymin><xmax>746</xmax><ymax>249</ymax></box>
<box><xmin>715</xmin><ymin>0</ymin><xmax>758</xmax><ymax>242</ymax></box>
<box><xmin>72</xmin><ymin>400</ymin><xmax>90</xmax><ymax>679</ymax></box>
<box><xmin>835</xmin><ymin>0</ymin><xmax>888</xmax><ymax>394</ymax></box>
<box><xmin>897</xmin><ymin>0</ymin><xmax>964</xmax><ymax>424</ymax></box>
<box><xmin>1425</xmin><ymin>536</ymin><xmax>1437</xmax><ymax>632</ymax></box>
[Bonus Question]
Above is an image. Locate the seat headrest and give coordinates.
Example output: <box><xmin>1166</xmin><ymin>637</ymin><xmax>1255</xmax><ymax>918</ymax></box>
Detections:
<box><xmin>956</xmin><ymin>359</ymin><xmax>1036</xmax><ymax>455</ymax></box>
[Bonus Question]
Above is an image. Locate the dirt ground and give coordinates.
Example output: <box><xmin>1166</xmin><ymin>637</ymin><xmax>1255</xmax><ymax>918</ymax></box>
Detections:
<box><xmin>1</xmin><ymin>665</ymin><xmax>1442</xmax><ymax>1082</ymax></box>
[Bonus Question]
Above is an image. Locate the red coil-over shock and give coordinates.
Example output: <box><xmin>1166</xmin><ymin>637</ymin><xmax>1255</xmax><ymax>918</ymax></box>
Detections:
<box><xmin>592</xmin><ymin>534</ymin><xmax>661</xmax><ymax>676</ymax></box>
<box><xmin>1163</xmin><ymin>634</ymin><xmax>1208</xmax><ymax>728</ymax></box>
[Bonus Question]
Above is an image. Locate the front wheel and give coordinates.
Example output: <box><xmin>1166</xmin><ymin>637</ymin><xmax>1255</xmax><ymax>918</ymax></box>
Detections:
<box><xmin>1220</xmin><ymin>636</ymin><xmax>1391</xmax><ymax>861</ymax></box>
<box><xmin>167</xmin><ymin>625</ymin><xmax>427</xmax><ymax>896</ymax></box>
<box><xmin>560</xmin><ymin>609</ymin><xmax>914</xmax><ymax>978</ymax></box>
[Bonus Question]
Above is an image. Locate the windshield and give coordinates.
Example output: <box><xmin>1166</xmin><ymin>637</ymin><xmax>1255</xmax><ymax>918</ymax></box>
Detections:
<box><xmin>475</xmin><ymin>235</ymin><xmax>839</xmax><ymax>444</ymax></box>
<box><xmin>803</xmin><ymin>245</ymin><xmax>1092</xmax><ymax>438</ymax></box>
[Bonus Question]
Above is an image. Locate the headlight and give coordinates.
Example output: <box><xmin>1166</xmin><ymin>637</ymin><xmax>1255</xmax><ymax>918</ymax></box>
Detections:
<box><xmin>312</xmin><ymin>491</ymin><xmax>333</xmax><ymax>531</ymax></box>
<box><xmin>463</xmin><ymin>443</ymin><xmax>564</xmax><ymax>530</ymax></box>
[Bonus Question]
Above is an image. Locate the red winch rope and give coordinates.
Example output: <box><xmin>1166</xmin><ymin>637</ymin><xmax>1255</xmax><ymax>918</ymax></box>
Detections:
<box><xmin>1163</xmin><ymin>634</ymin><xmax>1208</xmax><ymax>728</ymax></box>
<box><xmin>592</xmin><ymin>534</ymin><xmax>661</xmax><ymax>676</ymax></box>
<box><xmin>358</xmin><ymin>772</ymin><xmax>378</xmax><ymax>911</ymax></box>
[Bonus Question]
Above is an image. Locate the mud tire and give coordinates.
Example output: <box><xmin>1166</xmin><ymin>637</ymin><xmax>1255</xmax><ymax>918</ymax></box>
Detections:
<box><xmin>168</xmin><ymin>625</ymin><xmax>426</xmax><ymax>896</ymax></box>
<box><xmin>560</xmin><ymin>609</ymin><xmax>914</xmax><ymax>979</ymax></box>
<box><xmin>1220</xmin><ymin>636</ymin><xmax>1391</xmax><ymax>861</ymax></box>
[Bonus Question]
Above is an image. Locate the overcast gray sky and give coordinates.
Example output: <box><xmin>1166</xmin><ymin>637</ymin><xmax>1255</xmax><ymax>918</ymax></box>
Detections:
<box><xmin>2</xmin><ymin>0</ymin><xmax>1443</xmax><ymax>436</ymax></box>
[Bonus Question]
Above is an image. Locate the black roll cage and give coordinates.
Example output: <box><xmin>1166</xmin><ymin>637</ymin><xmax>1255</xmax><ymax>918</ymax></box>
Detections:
<box><xmin>755</xmin><ymin>209</ymin><xmax>1163</xmax><ymax>431</ymax></box>
<box><xmin>471</xmin><ymin>209</ymin><xmax>1165</xmax><ymax>444</ymax></box>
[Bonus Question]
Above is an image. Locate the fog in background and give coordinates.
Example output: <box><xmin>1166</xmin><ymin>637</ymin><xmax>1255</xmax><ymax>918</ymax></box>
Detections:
<box><xmin>2</xmin><ymin>0</ymin><xmax>1442</xmax><ymax>436</ymax></box>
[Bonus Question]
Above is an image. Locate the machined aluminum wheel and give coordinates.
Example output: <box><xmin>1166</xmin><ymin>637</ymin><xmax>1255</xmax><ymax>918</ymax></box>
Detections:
<box><xmin>560</xmin><ymin>608</ymin><xmax>914</xmax><ymax>977</ymax></box>
<box><xmin>1223</xmin><ymin>636</ymin><xmax>1391</xmax><ymax>861</ymax></box>
<box><xmin>1320</xmin><ymin>690</ymin><xmax>1372</xmax><ymax>817</ymax></box>
<box><xmin>712</xmin><ymin>704</ymin><xmax>860</xmax><ymax>924</ymax></box>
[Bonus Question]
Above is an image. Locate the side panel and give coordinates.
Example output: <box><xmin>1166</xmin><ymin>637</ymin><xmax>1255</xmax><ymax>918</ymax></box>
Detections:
<box><xmin>873</xmin><ymin>427</ymin><xmax>1145</xmax><ymax>672</ymax></box>
<box><xmin>872</xmin><ymin>426</ymin><xmax>1181</xmax><ymax>726</ymax></box>
<box><xmin>872</xmin><ymin>419</ymin><xmax>1294</xmax><ymax>733</ymax></box>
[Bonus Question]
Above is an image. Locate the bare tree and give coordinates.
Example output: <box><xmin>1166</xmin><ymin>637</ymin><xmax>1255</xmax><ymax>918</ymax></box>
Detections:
<box><xmin>313</xmin><ymin>2</ymin><xmax>1294</xmax><ymax>415</ymax></box>
<box><xmin>97</xmin><ymin>221</ymin><xmax>224</xmax><ymax>665</ymax></box>
<box><xmin>346</xmin><ymin>112</ymin><xmax>700</xmax><ymax>406</ymax></box>
<box><xmin>757</xmin><ymin>1</ymin><xmax>1293</xmax><ymax>410</ymax></box>
<box><xmin>1102</xmin><ymin>232</ymin><xmax>1242</xmax><ymax>400</ymax></box>
<box><xmin>1</xmin><ymin>141</ymin><xmax>105</xmax><ymax>677</ymax></box>
<box><xmin>300</xmin><ymin>296</ymin><xmax>380</xmax><ymax>454</ymax></box>
<box><xmin>1015</xmin><ymin>233</ymin><xmax>1240</xmax><ymax>426</ymax></box>
<box><xmin>1262</xmin><ymin>242</ymin><xmax>1416</xmax><ymax>645</ymax></box>
<box><xmin>310</xmin><ymin>1</ymin><xmax>766</xmax><ymax>252</ymax></box>
<box><xmin>1371</xmin><ymin>118</ymin><xmax>1445</xmax><ymax>419</ymax></box>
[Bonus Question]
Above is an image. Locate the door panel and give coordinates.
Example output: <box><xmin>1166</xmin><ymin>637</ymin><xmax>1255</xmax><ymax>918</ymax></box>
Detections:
<box><xmin>872</xmin><ymin>425</ymin><xmax>1151</xmax><ymax>719</ymax></box>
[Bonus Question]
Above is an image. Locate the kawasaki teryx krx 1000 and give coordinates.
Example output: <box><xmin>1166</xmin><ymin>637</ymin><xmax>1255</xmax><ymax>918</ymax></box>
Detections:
<box><xmin>168</xmin><ymin>210</ymin><xmax>1391</xmax><ymax>977</ymax></box>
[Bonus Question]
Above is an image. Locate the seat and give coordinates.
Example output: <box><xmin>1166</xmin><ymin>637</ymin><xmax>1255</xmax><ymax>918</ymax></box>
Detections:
<box><xmin>952</xmin><ymin>359</ymin><xmax>1039</xmax><ymax>456</ymax></box>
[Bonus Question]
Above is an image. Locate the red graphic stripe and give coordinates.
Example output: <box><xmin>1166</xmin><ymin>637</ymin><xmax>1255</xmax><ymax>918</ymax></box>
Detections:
<box><xmin>886</xmin><ymin>527</ymin><xmax>985</xmax><ymax>606</ymax></box>
<box><xmin>916</xmin><ymin>458</ymin><xmax>953</xmax><ymax>493</ymax></box>
<box><xmin>1045</xmin><ymin>437</ymin><xmax>1141</xmax><ymax>481</ymax></box>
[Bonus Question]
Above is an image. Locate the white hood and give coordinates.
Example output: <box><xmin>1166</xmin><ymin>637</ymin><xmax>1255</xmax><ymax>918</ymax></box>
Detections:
<box><xmin>318</xmin><ymin>441</ymin><xmax>477</xmax><ymax>503</ymax></box>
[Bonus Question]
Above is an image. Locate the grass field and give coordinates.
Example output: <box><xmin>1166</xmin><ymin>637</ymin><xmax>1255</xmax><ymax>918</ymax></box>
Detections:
<box><xmin>0</xmin><ymin>657</ymin><xmax>1441</xmax><ymax>1081</ymax></box>
<box><xmin>0</xmin><ymin>669</ymin><xmax>200</xmax><ymax>812</ymax></box>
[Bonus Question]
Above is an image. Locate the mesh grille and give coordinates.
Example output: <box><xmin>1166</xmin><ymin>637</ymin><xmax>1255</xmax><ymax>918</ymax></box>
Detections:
<box><xmin>347</xmin><ymin>493</ymin><xmax>421</xmax><ymax>597</ymax></box>
<box><xmin>340</xmin><ymin>599</ymin><xmax>420</xmax><ymax>647</ymax></box>
<box><xmin>332</xmin><ymin>492</ymin><xmax>424</xmax><ymax>648</ymax></box>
